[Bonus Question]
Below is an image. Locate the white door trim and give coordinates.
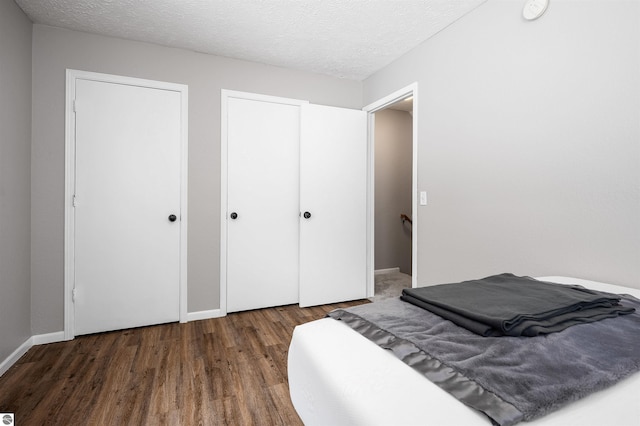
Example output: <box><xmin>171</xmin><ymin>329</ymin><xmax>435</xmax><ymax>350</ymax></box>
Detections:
<box><xmin>64</xmin><ymin>69</ymin><xmax>189</xmax><ymax>340</ymax></box>
<box><xmin>363</xmin><ymin>82</ymin><xmax>419</xmax><ymax>296</ymax></box>
<box><xmin>220</xmin><ymin>90</ymin><xmax>308</xmax><ymax>316</ymax></box>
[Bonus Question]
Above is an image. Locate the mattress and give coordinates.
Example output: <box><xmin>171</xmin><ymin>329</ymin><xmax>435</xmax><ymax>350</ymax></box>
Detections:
<box><xmin>288</xmin><ymin>276</ymin><xmax>640</xmax><ymax>426</ymax></box>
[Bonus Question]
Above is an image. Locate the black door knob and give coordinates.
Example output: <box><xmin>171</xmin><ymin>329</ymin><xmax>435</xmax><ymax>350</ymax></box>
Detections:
<box><xmin>168</xmin><ymin>214</ymin><xmax>177</xmax><ymax>222</ymax></box>
<box><xmin>230</xmin><ymin>212</ymin><xmax>238</xmax><ymax>220</ymax></box>
<box><xmin>303</xmin><ymin>211</ymin><xmax>311</xmax><ymax>219</ymax></box>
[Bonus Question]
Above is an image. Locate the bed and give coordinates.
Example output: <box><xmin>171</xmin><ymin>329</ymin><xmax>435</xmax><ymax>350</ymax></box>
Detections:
<box><xmin>288</xmin><ymin>276</ymin><xmax>640</xmax><ymax>425</ymax></box>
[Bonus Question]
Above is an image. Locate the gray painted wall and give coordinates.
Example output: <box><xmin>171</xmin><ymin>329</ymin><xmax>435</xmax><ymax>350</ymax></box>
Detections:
<box><xmin>30</xmin><ymin>25</ymin><xmax>362</xmax><ymax>334</ymax></box>
<box><xmin>0</xmin><ymin>1</ymin><xmax>32</xmax><ymax>361</ymax></box>
<box><xmin>364</xmin><ymin>0</ymin><xmax>640</xmax><ymax>289</ymax></box>
<box><xmin>14</xmin><ymin>0</ymin><xmax>640</xmax><ymax>341</ymax></box>
<box><xmin>375</xmin><ymin>109</ymin><xmax>412</xmax><ymax>274</ymax></box>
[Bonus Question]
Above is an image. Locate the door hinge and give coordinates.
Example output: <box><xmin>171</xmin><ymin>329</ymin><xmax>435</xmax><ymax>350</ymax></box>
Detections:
<box><xmin>73</xmin><ymin>99</ymin><xmax>77</xmax><ymax>113</ymax></box>
<box><xmin>72</xmin><ymin>287</ymin><xmax>77</xmax><ymax>302</ymax></box>
<box><xmin>73</xmin><ymin>195</ymin><xmax>77</xmax><ymax>207</ymax></box>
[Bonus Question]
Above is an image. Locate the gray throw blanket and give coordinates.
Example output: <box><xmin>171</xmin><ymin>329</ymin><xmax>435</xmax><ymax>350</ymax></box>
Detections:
<box><xmin>328</xmin><ymin>293</ymin><xmax>640</xmax><ymax>426</ymax></box>
<box><xmin>401</xmin><ymin>274</ymin><xmax>635</xmax><ymax>336</ymax></box>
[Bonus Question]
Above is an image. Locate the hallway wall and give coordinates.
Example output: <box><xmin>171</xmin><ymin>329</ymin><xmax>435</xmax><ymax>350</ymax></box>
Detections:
<box><xmin>374</xmin><ymin>109</ymin><xmax>413</xmax><ymax>274</ymax></box>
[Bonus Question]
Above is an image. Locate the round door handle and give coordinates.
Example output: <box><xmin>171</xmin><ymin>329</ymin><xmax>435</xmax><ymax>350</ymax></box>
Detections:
<box><xmin>303</xmin><ymin>211</ymin><xmax>311</xmax><ymax>219</ymax></box>
<box><xmin>168</xmin><ymin>214</ymin><xmax>177</xmax><ymax>222</ymax></box>
<box><xmin>230</xmin><ymin>212</ymin><xmax>238</xmax><ymax>220</ymax></box>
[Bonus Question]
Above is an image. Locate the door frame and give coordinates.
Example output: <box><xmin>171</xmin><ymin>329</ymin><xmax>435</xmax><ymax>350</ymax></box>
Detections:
<box><xmin>363</xmin><ymin>82</ymin><xmax>419</xmax><ymax>296</ymax></box>
<box><xmin>219</xmin><ymin>90</ymin><xmax>308</xmax><ymax>316</ymax></box>
<box><xmin>64</xmin><ymin>69</ymin><xmax>189</xmax><ymax>340</ymax></box>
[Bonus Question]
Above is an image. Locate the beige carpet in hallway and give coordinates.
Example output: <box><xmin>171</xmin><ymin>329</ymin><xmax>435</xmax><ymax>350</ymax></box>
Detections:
<box><xmin>370</xmin><ymin>270</ymin><xmax>411</xmax><ymax>302</ymax></box>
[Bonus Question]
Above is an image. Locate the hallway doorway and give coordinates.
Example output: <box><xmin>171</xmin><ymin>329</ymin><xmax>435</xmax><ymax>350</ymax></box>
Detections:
<box><xmin>364</xmin><ymin>83</ymin><xmax>418</xmax><ymax>299</ymax></box>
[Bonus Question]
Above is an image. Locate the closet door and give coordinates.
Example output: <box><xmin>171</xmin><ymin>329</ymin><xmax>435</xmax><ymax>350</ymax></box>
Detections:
<box><xmin>73</xmin><ymin>78</ymin><xmax>183</xmax><ymax>335</ymax></box>
<box><xmin>299</xmin><ymin>104</ymin><xmax>368</xmax><ymax>307</ymax></box>
<box><xmin>226</xmin><ymin>97</ymin><xmax>301</xmax><ymax>312</ymax></box>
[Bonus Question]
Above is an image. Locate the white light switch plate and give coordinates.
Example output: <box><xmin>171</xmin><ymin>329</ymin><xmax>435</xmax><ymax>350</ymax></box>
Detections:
<box><xmin>420</xmin><ymin>191</ymin><xmax>427</xmax><ymax>206</ymax></box>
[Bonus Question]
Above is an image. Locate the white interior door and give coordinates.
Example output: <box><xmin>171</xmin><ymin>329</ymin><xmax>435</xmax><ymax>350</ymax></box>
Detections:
<box><xmin>74</xmin><ymin>78</ymin><xmax>182</xmax><ymax>335</ymax></box>
<box><xmin>299</xmin><ymin>104</ymin><xmax>368</xmax><ymax>307</ymax></box>
<box><xmin>226</xmin><ymin>96</ymin><xmax>301</xmax><ymax>312</ymax></box>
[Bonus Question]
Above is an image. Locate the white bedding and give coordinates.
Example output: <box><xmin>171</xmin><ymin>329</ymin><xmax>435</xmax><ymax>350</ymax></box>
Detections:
<box><xmin>288</xmin><ymin>276</ymin><xmax>640</xmax><ymax>426</ymax></box>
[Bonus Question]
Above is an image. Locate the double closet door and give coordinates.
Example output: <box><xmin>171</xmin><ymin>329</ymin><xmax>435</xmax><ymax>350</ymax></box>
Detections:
<box><xmin>225</xmin><ymin>92</ymin><xmax>367</xmax><ymax>312</ymax></box>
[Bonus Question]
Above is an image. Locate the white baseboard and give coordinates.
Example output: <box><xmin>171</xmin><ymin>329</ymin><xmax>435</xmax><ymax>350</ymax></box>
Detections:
<box><xmin>187</xmin><ymin>308</ymin><xmax>225</xmax><ymax>322</ymax></box>
<box><xmin>32</xmin><ymin>331</ymin><xmax>67</xmax><ymax>346</ymax></box>
<box><xmin>1</xmin><ymin>331</ymin><xmax>68</xmax><ymax>377</ymax></box>
<box><xmin>375</xmin><ymin>267</ymin><xmax>400</xmax><ymax>276</ymax></box>
<box><xmin>0</xmin><ymin>337</ymin><xmax>32</xmax><ymax>377</ymax></box>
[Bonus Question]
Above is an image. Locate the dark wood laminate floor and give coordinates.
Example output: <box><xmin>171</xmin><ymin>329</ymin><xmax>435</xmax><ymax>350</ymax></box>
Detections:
<box><xmin>0</xmin><ymin>300</ymin><xmax>368</xmax><ymax>425</ymax></box>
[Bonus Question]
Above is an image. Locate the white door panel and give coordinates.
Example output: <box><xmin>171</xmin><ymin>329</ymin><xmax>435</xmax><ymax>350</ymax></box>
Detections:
<box><xmin>74</xmin><ymin>79</ymin><xmax>181</xmax><ymax>335</ymax></box>
<box><xmin>299</xmin><ymin>104</ymin><xmax>368</xmax><ymax>307</ymax></box>
<box><xmin>226</xmin><ymin>97</ymin><xmax>300</xmax><ymax>312</ymax></box>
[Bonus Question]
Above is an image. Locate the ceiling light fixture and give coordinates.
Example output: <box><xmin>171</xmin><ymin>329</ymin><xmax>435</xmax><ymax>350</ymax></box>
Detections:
<box><xmin>523</xmin><ymin>0</ymin><xmax>549</xmax><ymax>21</ymax></box>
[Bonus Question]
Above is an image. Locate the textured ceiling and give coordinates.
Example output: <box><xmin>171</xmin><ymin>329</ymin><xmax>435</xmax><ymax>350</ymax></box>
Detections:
<box><xmin>15</xmin><ymin>0</ymin><xmax>486</xmax><ymax>81</ymax></box>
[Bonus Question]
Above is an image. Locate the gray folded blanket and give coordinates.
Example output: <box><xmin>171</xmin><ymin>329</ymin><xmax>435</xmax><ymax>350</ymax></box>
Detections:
<box><xmin>329</xmin><ymin>292</ymin><xmax>640</xmax><ymax>425</ymax></box>
<box><xmin>401</xmin><ymin>273</ymin><xmax>635</xmax><ymax>336</ymax></box>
